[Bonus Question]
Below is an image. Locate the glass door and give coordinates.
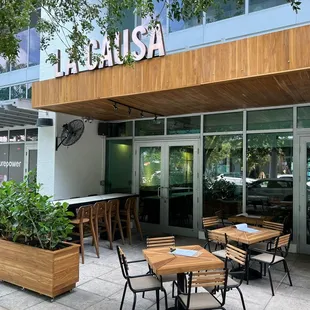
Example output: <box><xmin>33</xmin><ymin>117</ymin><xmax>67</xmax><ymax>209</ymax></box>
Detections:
<box><xmin>25</xmin><ymin>144</ymin><xmax>37</xmax><ymax>178</ymax></box>
<box><xmin>135</xmin><ymin>140</ymin><xmax>199</xmax><ymax>237</ymax></box>
<box><xmin>299</xmin><ymin>137</ymin><xmax>310</xmax><ymax>254</ymax></box>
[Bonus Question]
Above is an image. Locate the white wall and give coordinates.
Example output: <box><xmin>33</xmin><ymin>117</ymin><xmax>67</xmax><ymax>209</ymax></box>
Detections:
<box><xmin>53</xmin><ymin>113</ymin><xmax>103</xmax><ymax>200</ymax></box>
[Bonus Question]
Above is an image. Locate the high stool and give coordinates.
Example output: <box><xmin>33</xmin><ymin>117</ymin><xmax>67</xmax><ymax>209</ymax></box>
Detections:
<box><xmin>120</xmin><ymin>197</ymin><xmax>143</xmax><ymax>244</ymax></box>
<box><xmin>70</xmin><ymin>205</ymin><xmax>99</xmax><ymax>264</ymax></box>
<box><xmin>93</xmin><ymin>201</ymin><xmax>113</xmax><ymax>250</ymax></box>
<box><xmin>107</xmin><ymin>199</ymin><xmax>125</xmax><ymax>247</ymax></box>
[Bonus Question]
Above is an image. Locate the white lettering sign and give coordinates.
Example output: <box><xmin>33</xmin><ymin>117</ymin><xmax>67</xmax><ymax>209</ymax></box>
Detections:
<box><xmin>55</xmin><ymin>23</ymin><xmax>166</xmax><ymax>78</ymax></box>
<box><xmin>0</xmin><ymin>161</ymin><xmax>22</xmax><ymax>168</ymax></box>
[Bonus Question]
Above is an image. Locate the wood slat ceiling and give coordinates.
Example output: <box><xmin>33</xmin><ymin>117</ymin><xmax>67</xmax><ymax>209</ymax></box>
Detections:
<box><xmin>42</xmin><ymin>69</ymin><xmax>310</xmax><ymax>121</ymax></box>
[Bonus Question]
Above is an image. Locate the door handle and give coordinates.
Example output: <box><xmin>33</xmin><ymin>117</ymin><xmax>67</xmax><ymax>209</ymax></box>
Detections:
<box><xmin>157</xmin><ymin>187</ymin><xmax>161</xmax><ymax>198</ymax></box>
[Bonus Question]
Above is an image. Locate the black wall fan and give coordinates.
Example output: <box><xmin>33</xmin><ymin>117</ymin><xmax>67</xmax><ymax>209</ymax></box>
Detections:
<box><xmin>56</xmin><ymin>119</ymin><xmax>85</xmax><ymax>151</ymax></box>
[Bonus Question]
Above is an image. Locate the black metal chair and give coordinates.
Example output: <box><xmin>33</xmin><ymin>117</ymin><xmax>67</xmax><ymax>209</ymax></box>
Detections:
<box><xmin>175</xmin><ymin>269</ymin><xmax>228</xmax><ymax>310</ymax></box>
<box><xmin>250</xmin><ymin>234</ymin><xmax>293</xmax><ymax>296</ymax></box>
<box><xmin>116</xmin><ymin>246</ymin><xmax>168</xmax><ymax>310</ymax></box>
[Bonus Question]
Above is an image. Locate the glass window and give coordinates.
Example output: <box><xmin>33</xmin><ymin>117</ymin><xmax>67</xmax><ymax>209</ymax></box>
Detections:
<box><xmin>297</xmin><ymin>106</ymin><xmax>310</xmax><ymax>128</ymax></box>
<box><xmin>169</xmin><ymin>0</ymin><xmax>202</xmax><ymax>32</ymax></box>
<box><xmin>0</xmin><ymin>131</ymin><xmax>8</xmax><ymax>143</ymax></box>
<box><xmin>247</xmin><ymin>108</ymin><xmax>292</xmax><ymax>130</ymax></box>
<box><xmin>0</xmin><ymin>57</ymin><xmax>9</xmax><ymax>73</ymax></box>
<box><xmin>11</xmin><ymin>84</ymin><xmax>27</xmax><ymax>99</ymax></box>
<box><xmin>107</xmin><ymin>122</ymin><xmax>133</xmax><ymax>137</ymax></box>
<box><xmin>26</xmin><ymin>128</ymin><xmax>38</xmax><ymax>141</ymax></box>
<box><xmin>0</xmin><ymin>87</ymin><xmax>9</xmax><ymax>101</ymax></box>
<box><xmin>8</xmin><ymin>144</ymin><xmax>24</xmax><ymax>182</ymax></box>
<box><xmin>0</xmin><ymin>144</ymin><xmax>9</xmax><ymax>185</ymax></box>
<box><xmin>135</xmin><ymin>119</ymin><xmax>165</xmax><ymax>136</ymax></box>
<box><xmin>12</xmin><ymin>29</ymin><xmax>28</xmax><ymax>71</ymax></box>
<box><xmin>9</xmin><ymin>130</ymin><xmax>25</xmax><ymax>142</ymax></box>
<box><xmin>204</xmin><ymin>112</ymin><xmax>243</xmax><ymax>132</ymax></box>
<box><xmin>27</xmin><ymin>83</ymin><xmax>32</xmax><ymax>99</ymax></box>
<box><xmin>249</xmin><ymin>0</ymin><xmax>287</xmax><ymax>12</ymax></box>
<box><xmin>246</xmin><ymin>133</ymin><xmax>293</xmax><ymax>231</ymax></box>
<box><xmin>141</xmin><ymin>0</ymin><xmax>167</xmax><ymax>33</ymax></box>
<box><xmin>203</xmin><ymin>135</ymin><xmax>243</xmax><ymax>218</ymax></box>
<box><xmin>105</xmin><ymin>139</ymin><xmax>133</xmax><ymax>194</ymax></box>
<box><xmin>205</xmin><ymin>0</ymin><xmax>245</xmax><ymax>24</ymax></box>
<box><xmin>119</xmin><ymin>8</ymin><xmax>135</xmax><ymax>32</ymax></box>
<box><xmin>29</xmin><ymin>28</ymin><xmax>40</xmax><ymax>67</ymax></box>
<box><xmin>167</xmin><ymin>116</ymin><xmax>200</xmax><ymax>134</ymax></box>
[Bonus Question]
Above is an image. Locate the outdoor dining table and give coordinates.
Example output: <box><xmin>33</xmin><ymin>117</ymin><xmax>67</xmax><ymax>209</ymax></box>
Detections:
<box><xmin>143</xmin><ymin>245</ymin><xmax>224</xmax><ymax>310</ymax></box>
<box><xmin>212</xmin><ymin>225</ymin><xmax>281</xmax><ymax>283</ymax></box>
<box><xmin>228</xmin><ymin>215</ymin><xmax>274</xmax><ymax>226</ymax></box>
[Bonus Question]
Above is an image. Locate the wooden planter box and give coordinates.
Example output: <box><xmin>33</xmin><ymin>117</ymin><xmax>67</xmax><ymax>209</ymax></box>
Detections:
<box><xmin>0</xmin><ymin>239</ymin><xmax>80</xmax><ymax>298</ymax></box>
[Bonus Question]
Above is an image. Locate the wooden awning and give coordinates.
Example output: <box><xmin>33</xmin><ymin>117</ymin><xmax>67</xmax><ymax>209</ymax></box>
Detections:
<box><xmin>32</xmin><ymin>25</ymin><xmax>310</xmax><ymax>120</ymax></box>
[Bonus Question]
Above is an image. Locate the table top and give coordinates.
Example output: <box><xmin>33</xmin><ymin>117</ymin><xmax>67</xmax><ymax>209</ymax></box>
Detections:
<box><xmin>143</xmin><ymin>245</ymin><xmax>224</xmax><ymax>276</ymax></box>
<box><xmin>55</xmin><ymin>193</ymin><xmax>137</xmax><ymax>205</ymax></box>
<box><xmin>213</xmin><ymin>225</ymin><xmax>280</xmax><ymax>245</ymax></box>
<box><xmin>228</xmin><ymin>215</ymin><xmax>274</xmax><ymax>226</ymax></box>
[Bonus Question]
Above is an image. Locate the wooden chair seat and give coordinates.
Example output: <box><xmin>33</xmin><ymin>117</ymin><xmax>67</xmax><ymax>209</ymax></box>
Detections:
<box><xmin>70</xmin><ymin>218</ymin><xmax>89</xmax><ymax>225</ymax></box>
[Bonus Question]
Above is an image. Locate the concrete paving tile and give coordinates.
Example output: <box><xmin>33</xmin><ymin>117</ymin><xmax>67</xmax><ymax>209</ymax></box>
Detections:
<box><xmin>0</xmin><ymin>282</ymin><xmax>17</xmax><ymax>298</ymax></box>
<box><xmin>0</xmin><ymin>290</ymin><xmax>45</xmax><ymax>310</ymax></box>
<box><xmin>27</xmin><ymin>301</ymin><xmax>74</xmax><ymax>310</ymax></box>
<box><xmin>87</xmin><ymin>297</ymin><xmax>146</xmax><ymax>310</ymax></box>
<box><xmin>79</xmin><ymin>263</ymin><xmax>113</xmax><ymax>278</ymax></box>
<box><xmin>56</xmin><ymin>289</ymin><xmax>104</xmax><ymax>310</ymax></box>
<box><xmin>78</xmin><ymin>278</ymin><xmax>123</xmax><ymax>298</ymax></box>
<box><xmin>265</xmin><ymin>294</ymin><xmax>310</xmax><ymax>310</ymax></box>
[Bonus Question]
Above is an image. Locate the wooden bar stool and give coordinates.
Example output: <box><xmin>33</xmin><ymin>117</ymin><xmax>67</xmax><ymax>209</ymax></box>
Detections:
<box><xmin>120</xmin><ymin>197</ymin><xmax>143</xmax><ymax>244</ymax></box>
<box><xmin>93</xmin><ymin>201</ymin><xmax>113</xmax><ymax>250</ymax></box>
<box><xmin>70</xmin><ymin>205</ymin><xmax>99</xmax><ymax>264</ymax></box>
<box><xmin>108</xmin><ymin>199</ymin><xmax>125</xmax><ymax>247</ymax></box>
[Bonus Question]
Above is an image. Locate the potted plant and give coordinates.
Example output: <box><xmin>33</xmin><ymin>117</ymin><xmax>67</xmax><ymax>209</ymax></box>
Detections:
<box><xmin>0</xmin><ymin>171</ymin><xmax>79</xmax><ymax>299</ymax></box>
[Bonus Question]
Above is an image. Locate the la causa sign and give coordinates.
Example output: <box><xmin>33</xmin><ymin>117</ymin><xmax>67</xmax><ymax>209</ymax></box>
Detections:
<box><xmin>55</xmin><ymin>23</ymin><xmax>166</xmax><ymax>78</ymax></box>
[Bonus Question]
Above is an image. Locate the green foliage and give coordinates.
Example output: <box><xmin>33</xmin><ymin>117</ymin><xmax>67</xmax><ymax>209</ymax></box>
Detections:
<box><xmin>206</xmin><ymin>177</ymin><xmax>237</xmax><ymax>200</ymax></box>
<box><xmin>0</xmin><ymin>0</ymin><xmax>302</xmax><ymax>65</ymax></box>
<box><xmin>0</xmin><ymin>171</ymin><xmax>74</xmax><ymax>250</ymax></box>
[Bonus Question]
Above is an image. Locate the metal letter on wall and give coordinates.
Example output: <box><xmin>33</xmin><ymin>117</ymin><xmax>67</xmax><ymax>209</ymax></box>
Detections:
<box><xmin>147</xmin><ymin>23</ymin><xmax>166</xmax><ymax>59</ymax></box>
<box><xmin>132</xmin><ymin>26</ymin><xmax>148</xmax><ymax>61</ymax></box>
<box><xmin>66</xmin><ymin>59</ymin><xmax>80</xmax><ymax>75</ymax></box>
<box><xmin>86</xmin><ymin>40</ymin><xmax>100</xmax><ymax>70</ymax></box>
<box><xmin>114</xmin><ymin>30</ymin><xmax>130</xmax><ymax>65</ymax></box>
<box><xmin>55</xmin><ymin>49</ymin><xmax>64</xmax><ymax>78</ymax></box>
<box><xmin>100</xmin><ymin>37</ymin><xmax>114</xmax><ymax>67</ymax></box>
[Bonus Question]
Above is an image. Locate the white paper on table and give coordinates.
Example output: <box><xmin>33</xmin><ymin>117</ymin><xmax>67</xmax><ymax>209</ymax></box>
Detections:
<box><xmin>235</xmin><ymin>223</ymin><xmax>259</xmax><ymax>233</ymax></box>
<box><xmin>169</xmin><ymin>249</ymin><xmax>201</xmax><ymax>257</ymax></box>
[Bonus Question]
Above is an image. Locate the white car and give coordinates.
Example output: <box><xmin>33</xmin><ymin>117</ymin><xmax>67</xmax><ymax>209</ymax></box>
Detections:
<box><xmin>217</xmin><ymin>173</ymin><xmax>256</xmax><ymax>186</ymax></box>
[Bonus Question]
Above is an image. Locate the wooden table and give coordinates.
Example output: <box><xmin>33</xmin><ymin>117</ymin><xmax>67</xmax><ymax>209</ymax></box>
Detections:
<box><xmin>143</xmin><ymin>245</ymin><xmax>224</xmax><ymax>309</ymax></box>
<box><xmin>228</xmin><ymin>215</ymin><xmax>274</xmax><ymax>226</ymax></box>
<box><xmin>213</xmin><ymin>225</ymin><xmax>280</xmax><ymax>283</ymax></box>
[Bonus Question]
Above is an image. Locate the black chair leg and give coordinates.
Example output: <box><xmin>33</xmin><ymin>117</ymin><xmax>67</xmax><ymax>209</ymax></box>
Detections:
<box><xmin>267</xmin><ymin>265</ymin><xmax>275</xmax><ymax>296</ymax></box>
<box><xmin>120</xmin><ymin>282</ymin><xmax>127</xmax><ymax>310</ymax></box>
<box><xmin>161</xmin><ymin>287</ymin><xmax>168</xmax><ymax>309</ymax></box>
<box><xmin>132</xmin><ymin>293</ymin><xmax>137</xmax><ymax>310</ymax></box>
<box><xmin>156</xmin><ymin>290</ymin><xmax>160</xmax><ymax>310</ymax></box>
<box><xmin>236</xmin><ymin>287</ymin><xmax>246</xmax><ymax>310</ymax></box>
<box><xmin>283</xmin><ymin>260</ymin><xmax>293</xmax><ymax>286</ymax></box>
<box><xmin>264</xmin><ymin>263</ymin><xmax>266</xmax><ymax>276</ymax></box>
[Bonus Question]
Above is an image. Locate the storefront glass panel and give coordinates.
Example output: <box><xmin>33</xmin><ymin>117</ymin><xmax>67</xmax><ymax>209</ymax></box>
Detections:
<box><xmin>9</xmin><ymin>130</ymin><xmax>25</xmax><ymax>142</ymax></box>
<box><xmin>135</xmin><ymin>119</ymin><xmax>165</xmax><ymax>136</ymax></box>
<box><xmin>167</xmin><ymin>116</ymin><xmax>200</xmax><ymax>135</ymax></box>
<box><xmin>107</xmin><ymin>122</ymin><xmax>133</xmax><ymax>137</ymax></box>
<box><xmin>204</xmin><ymin>112</ymin><xmax>243</xmax><ymax>133</ymax></box>
<box><xmin>247</xmin><ymin>108</ymin><xmax>293</xmax><ymax>130</ymax></box>
<box><xmin>105</xmin><ymin>139</ymin><xmax>132</xmax><ymax>193</ymax></box>
<box><xmin>203</xmin><ymin>135</ymin><xmax>243</xmax><ymax>218</ymax></box>
<box><xmin>0</xmin><ymin>144</ymin><xmax>9</xmax><ymax>184</ymax></box>
<box><xmin>8</xmin><ymin>144</ymin><xmax>24</xmax><ymax>182</ymax></box>
<box><xmin>246</xmin><ymin>133</ymin><xmax>293</xmax><ymax>233</ymax></box>
<box><xmin>249</xmin><ymin>0</ymin><xmax>287</xmax><ymax>13</ymax></box>
<box><xmin>0</xmin><ymin>131</ymin><xmax>8</xmax><ymax>143</ymax></box>
<box><xmin>26</xmin><ymin>128</ymin><xmax>38</xmax><ymax>141</ymax></box>
<box><xmin>297</xmin><ymin>106</ymin><xmax>310</xmax><ymax>128</ymax></box>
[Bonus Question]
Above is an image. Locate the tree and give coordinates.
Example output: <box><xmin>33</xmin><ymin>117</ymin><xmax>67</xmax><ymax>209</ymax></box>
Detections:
<box><xmin>0</xmin><ymin>0</ymin><xmax>301</xmax><ymax>66</ymax></box>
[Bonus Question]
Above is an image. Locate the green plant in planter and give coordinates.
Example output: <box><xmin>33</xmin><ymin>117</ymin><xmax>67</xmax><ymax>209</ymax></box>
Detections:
<box><xmin>0</xmin><ymin>171</ymin><xmax>74</xmax><ymax>250</ymax></box>
<box><xmin>209</xmin><ymin>178</ymin><xmax>237</xmax><ymax>200</ymax></box>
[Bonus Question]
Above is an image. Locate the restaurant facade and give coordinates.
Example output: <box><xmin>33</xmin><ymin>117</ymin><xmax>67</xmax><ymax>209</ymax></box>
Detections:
<box><xmin>10</xmin><ymin>0</ymin><xmax>309</xmax><ymax>254</ymax></box>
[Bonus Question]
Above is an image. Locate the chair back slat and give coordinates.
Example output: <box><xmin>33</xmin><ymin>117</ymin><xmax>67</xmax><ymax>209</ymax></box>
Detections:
<box><xmin>76</xmin><ymin>205</ymin><xmax>93</xmax><ymax>220</ymax></box>
<box><xmin>146</xmin><ymin>236</ymin><xmax>175</xmax><ymax>248</ymax></box>
<box><xmin>107</xmin><ymin>199</ymin><xmax>120</xmax><ymax>217</ymax></box>
<box><xmin>125</xmin><ymin>197</ymin><xmax>136</xmax><ymax>213</ymax></box>
<box><xmin>94</xmin><ymin>201</ymin><xmax>108</xmax><ymax>218</ymax></box>
<box><xmin>226</xmin><ymin>244</ymin><xmax>247</xmax><ymax>266</ymax></box>
<box><xmin>263</xmin><ymin>221</ymin><xmax>284</xmax><ymax>233</ymax></box>
<box><xmin>202</xmin><ymin>216</ymin><xmax>219</xmax><ymax>228</ymax></box>
<box><xmin>190</xmin><ymin>270</ymin><xmax>226</xmax><ymax>288</ymax></box>
<box><xmin>207</xmin><ymin>230</ymin><xmax>227</xmax><ymax>244</ymax></box>
<box><xmin>277</xmin><ymin>234</ymin><xmax>290</xmax><ymax>248</ymax></box>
